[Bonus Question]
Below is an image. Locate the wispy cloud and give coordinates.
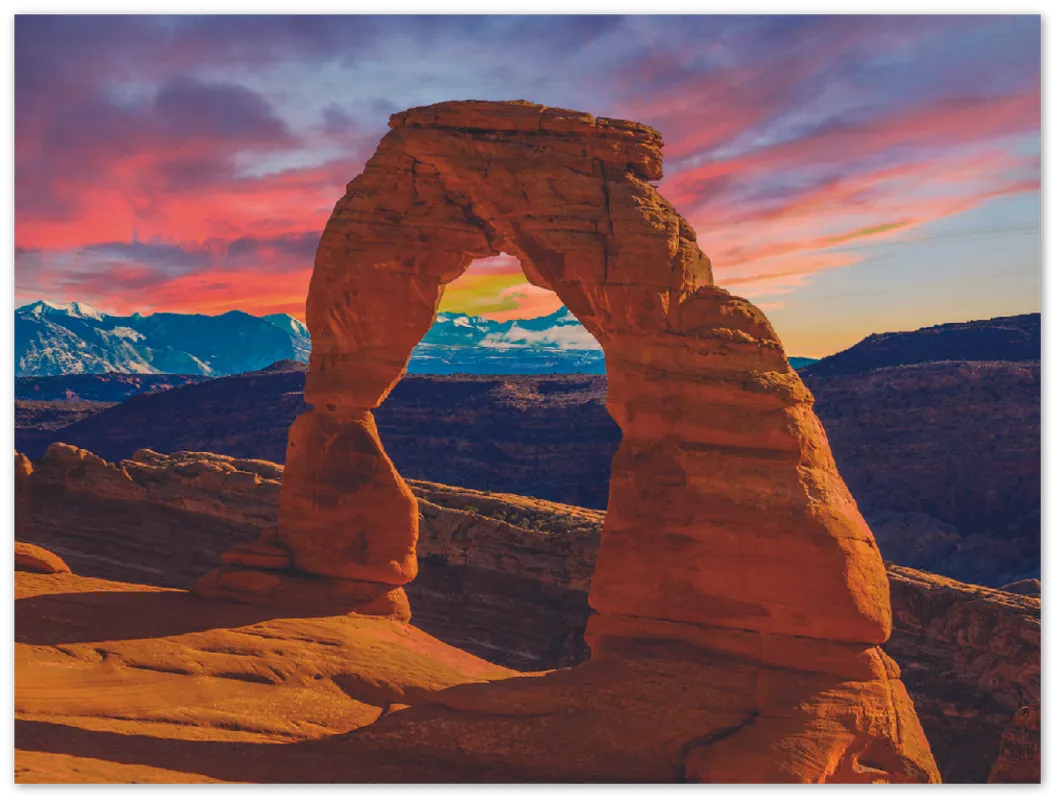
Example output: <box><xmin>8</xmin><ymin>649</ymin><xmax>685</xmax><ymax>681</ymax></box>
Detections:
<box><xmin>14</xmin><ymin>15</ymin><xmax>1040</xmax><ymax>326</ymax></box>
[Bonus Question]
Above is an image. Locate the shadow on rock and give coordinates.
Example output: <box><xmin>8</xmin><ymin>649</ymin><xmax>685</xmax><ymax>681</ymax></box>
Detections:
<box><xmin>15</xmin><ymin>589</ymin><xmax>348</xmax><ymax>646</ymax></box>
<box><xmin>14</xmin><ymin>718</ymin><xmax>554</xmax><ymax>783</ymax></box>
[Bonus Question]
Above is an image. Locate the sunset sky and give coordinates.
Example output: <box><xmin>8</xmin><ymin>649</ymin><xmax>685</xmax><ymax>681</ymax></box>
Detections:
<box><xmin>15</xmin><ymin>15</ymin><xmax>1041</xmax><ymax>356</ymax></box>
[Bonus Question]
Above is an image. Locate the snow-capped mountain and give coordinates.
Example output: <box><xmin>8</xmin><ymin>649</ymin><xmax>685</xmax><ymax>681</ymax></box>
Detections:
<box><xmin>15</xmin><ymin>301</ymin><xmax>312</xmax><ymax>377</ymax></box>
<box><xmin>262</xmin><ymin>314</ymin><xmax>311</xmax><ymax>361</ymax></box>
<box><xmin>21</xmin><ymin>300</ymin><xmax>107</xmax><ymax>321</ymax></box>
<box><xmin>420</xmin><ymin>307</ymin><xmax>600</xmax><ymax>349</ymax></box>
<box><xmin>409</xmin><ymin>307</ymin><xmax>606</xmax><ymax>374</ymax></box>
<box><xmin>15</xmin><ymin>301</ymin><xmax>814</xmax><ymax>377</ymax></box>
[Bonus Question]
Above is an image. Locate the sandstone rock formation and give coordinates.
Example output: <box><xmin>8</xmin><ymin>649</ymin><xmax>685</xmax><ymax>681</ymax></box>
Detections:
<box><xmin>18</xmin><ymin>445</ymin><xmax>1037</xmax><ymax>781</ymax></box>
<box><xmin>31</xmin><ymin>443</ymin><xmax>281</xmax><ymax>525</ymax></box>
<box><xmin>15</xmin><ymin>543</ymin><xmax>70</xmax><ymax>575</ymax></box>
<box><xmin>17</xmin><ymin>445</ymin><xmax>277</xmax><ymax>588</ymax></box>
<box><xmin>15</xmin><ymin>451</ymin><xmax>33</xmax><ymax>537</ymax></box>
<box><xmin>181</xmin><ymin>100</ymin><xmax>936</xmax><ymax>782</ymax></box>
<box><xmin>989</xmin><ymin>706</ymin><xmax>1041</xmax><ymax>783</ymax></box>
<box><xmin>887</xmin><ymin>565</ymin><xmax>1040</xmax><ymax>783</ymax></box>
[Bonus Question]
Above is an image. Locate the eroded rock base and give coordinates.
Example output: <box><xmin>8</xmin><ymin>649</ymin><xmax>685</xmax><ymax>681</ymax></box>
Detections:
<box><xmin>15</xmin><ymin>542</ymin><xmax>71</xmax><ymax>575</ymax></box>
<box><xmin>193</xmin><ymin>527</ymin><xmax>410</xmax><ymax>621</ymax></box>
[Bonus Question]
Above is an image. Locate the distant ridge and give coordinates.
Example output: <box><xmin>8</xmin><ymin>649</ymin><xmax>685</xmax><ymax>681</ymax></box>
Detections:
<box><xmin>252</xmin><ymin>359</ymin><xmax>309</xmax><ymax>374</ymax></box>
<box><xmin>800</xmin><ymin>313</ymin><xmax>1040</xmax><ymax>377</ymax></box>
<box><xmin>14</xmin><ymin>372</ymin><xmax>210</xmax><ymax>402</ymax></box>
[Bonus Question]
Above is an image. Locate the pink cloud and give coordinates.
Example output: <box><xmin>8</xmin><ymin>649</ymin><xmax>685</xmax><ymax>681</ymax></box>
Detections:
<box><xmin>662</xmin><ymin>91</ymin><xmax>1039</xmax><ymax>214</ymax></box>
<box><xmin>649</xmin><ymin>93</ymin><xmax>1040</xmax><ymax>300</ymax></box>
<box><xmin>96</xmin><ymin>266</ymin><xmax>314</xmax><ymax>319</ymax></box>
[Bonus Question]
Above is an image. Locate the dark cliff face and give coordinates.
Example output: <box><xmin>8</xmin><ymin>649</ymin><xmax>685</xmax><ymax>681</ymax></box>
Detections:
<box><xmin>886</xmin><ymin>565</ymin><xmax>1040</xmax><ymax>784</ymax></box>
<box><xmin>17</xmin><ymin>370</ymin><xmax>622</xmax><ymax>510</ymax></box>
<box><xmin>802</xmin><ymin>360</ymin><xmax>1040</xmax><ymax>586</ymax></box>
<box><xmin>16</xmin><ymin>400</ymin><xmax>118</xmax><ymax>431</ymax></box>
<box><xmin>375</xmin><ymin>375</ymin><xmax>618</xmax><ymax>509</ymax></box>
<box><xmin>16</xmin><ymin>364</ymin><xmax>311</xmax><ymax>465</ymax></box>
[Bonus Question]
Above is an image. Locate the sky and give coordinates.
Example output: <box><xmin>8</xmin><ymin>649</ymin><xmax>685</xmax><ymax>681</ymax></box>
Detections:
<box><xmin>14</xmin><ymin>14</ymin><xmax>1041</xmax><ymax>356</ymax></box>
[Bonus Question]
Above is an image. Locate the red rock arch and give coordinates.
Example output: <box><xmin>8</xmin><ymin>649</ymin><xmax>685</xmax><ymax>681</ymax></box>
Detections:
<box><xmin>265</xmin><ymin>100</ymin><xmax>891</xmax><ymax>656</ymax></box>
<box><xmin>189</xmin><ymin>100</ymin><xmax>939</xmax><ymax>783</ymax></box>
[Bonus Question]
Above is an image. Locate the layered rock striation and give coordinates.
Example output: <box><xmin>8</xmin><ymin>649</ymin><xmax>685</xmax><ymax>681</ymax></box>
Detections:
<box><xmin>887</xmin><ymin>565</ymin><xmax>1040</xmax><ymax>783</ymax></box>
<box><xmin>15</xmin><ymin>542</ymin><xmax>71</xmax><ymax>575</ymax></box>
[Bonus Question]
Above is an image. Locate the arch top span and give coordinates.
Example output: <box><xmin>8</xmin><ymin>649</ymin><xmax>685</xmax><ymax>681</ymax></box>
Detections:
<box><xmin>305</xmin><ymin>100</ymin><xmax>712</xmax><ymax>410</ymax></box>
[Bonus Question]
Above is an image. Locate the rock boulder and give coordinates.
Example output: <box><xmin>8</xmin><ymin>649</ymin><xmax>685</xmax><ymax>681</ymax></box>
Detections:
<box><xmin>15</xmin><ymin>542</ymin><xmax>70</xmax><ymax>575</ymax></box>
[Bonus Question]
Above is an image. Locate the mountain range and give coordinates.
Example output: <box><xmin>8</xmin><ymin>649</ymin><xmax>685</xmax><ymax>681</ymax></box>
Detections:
<box><xmin>409</xmin><ymin>307</ymin><xmax>607</xmax><ymax>374</ymax></box>
<box><xmin>16</xmin><ymin>301</ymin><xmax>817</xmax><ymax>377</ymax></box>
<box><xmin>15</xmin><ymin>301</ymin><xmax>311</xmax><ymax>377</ymax></box>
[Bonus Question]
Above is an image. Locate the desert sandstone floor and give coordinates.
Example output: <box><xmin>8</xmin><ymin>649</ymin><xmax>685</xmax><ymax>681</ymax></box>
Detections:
<box><xmin>16</xmin><ymin>570</ymin><xmax>537</xmax><ymax>783</ymax></box>
<box><xmin>17</xmin><ymin>565</ymin><xmax>937</xmax><ymax>783</ymax></box>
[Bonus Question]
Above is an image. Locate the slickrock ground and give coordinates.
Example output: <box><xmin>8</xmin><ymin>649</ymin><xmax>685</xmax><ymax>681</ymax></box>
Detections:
<box><xmin>18</xmin><ymin>564</ymin><xmax>939</xmax><ymax>784</ymax></box>
<box><xmin>16</xmin><ymin>570</ymin><xmax>522</xmax><ymax>783</ymax></box>
<box><xmin>16</xmin><ymin>446</ymin><xmax>1037</xmax><ymax>782</ymax></box>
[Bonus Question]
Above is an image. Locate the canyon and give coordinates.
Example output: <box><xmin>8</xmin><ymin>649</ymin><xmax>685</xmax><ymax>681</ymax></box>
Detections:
<box><xmin>16</xmin><ymin>319</ymin><xmax>1041</xmax><ymax>587</ymax></box>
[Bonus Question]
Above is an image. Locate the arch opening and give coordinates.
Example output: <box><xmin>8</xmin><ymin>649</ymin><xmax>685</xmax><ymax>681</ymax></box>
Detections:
<box><xmin>374</xmin><ymin>251</ymin><xmax>615</xmax><ymax>514</ymax></box>
<box><xmin>405</xmin><ymin>254</ymin><xmax>604</xmax><ymax>376</ymax></box>
<box><xmin>329</xmin><ymin>252</ymin><xmax>617</xmax><ymax>669</ymax></box>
